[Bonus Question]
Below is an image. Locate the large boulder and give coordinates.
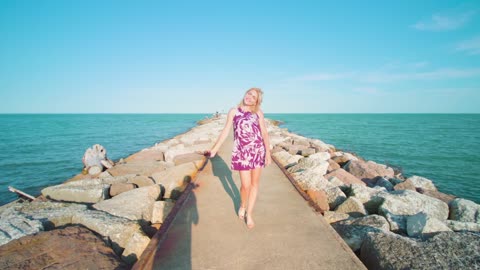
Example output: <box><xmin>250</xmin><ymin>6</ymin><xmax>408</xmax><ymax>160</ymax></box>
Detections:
<box><xmin>378</xmin><ymin>190</ymin><xmax>449</xmax><ymax>233</ymax></box>
<box><xmin>42</xmin><ymin>183</ymin><xmax>110</xmax><ymax>203</ymax></box>
<box><xmin>306</xmin><ymin>189</ymin><xmax>329</xmax><ymax>212</ymax></box>
<box><xmin>332</xmin><ymin>215</ymin><xmax>390</xmax><ymax>251</ymax></box>
<box><xmin>324</xmin><ymin>187</ymin><xmax>347</xmax><ymax>210</ymax></box>
<box><xmin>324</xmin><ymin>168</ymin><xmax>365</xmax><ymax>186</ymax></box>
<box><xmin>393</xmin><ymin>179</ymin><xmax>417</xmax><ymax>191</ymax></box>
<box><xmin>152</xmin><ymin>201</ymin><xmax>175</xmax><ymax>223</ymax></box>
<box><xmin>0</xmin><ymin>226</ymin><xmax>128</xmax><ymax>269</ymax></box>
<box><xmin>322</xmin><ymin>211</ymin><xmax>350</xmax><ymax>224</ymax></box>
<box><xmin>0</xmin><ymin>207</ymin><xmax>44</xmax><ymax>246</ymax></box>
<box><xmin>287</xmin><ymin>157</ymin><xmax>329</xmax><ymax>176</ymax></box>
<box><xmin>349</xmin><ymin>184</ymin><xmax>387</xmax><ymax>214</ymax></box>
<box><xmin>15</xmin><ymin>201</ymin><xmax>88</xmax><ymax>229</ymax></box>
<box><xmin>41</xmin><ymin>175</ymin><xmax>137</xmax><ymax>203</ymax></box>
<box><xmin>93</xmin><ymin>185</ymin><xmax>162</xmax><ymax>222</ymax></box>
<box><xmin>107</xmin><ymin>161</ymin><xmax>170</xmax><ymax>177</ymax></box>
<box><xmin>417</xmin><ymin>188</ymin><xmax>456</xmax><ymax>204</ymax></box>
<box><xmin>344</xmin><ymin>160</ymin><xmax>394</xmax><ymax>184</ymax></box>
<box><xmin>335</xmin><ymin>197</ymin><xmax>367</xmax><ymax>217</ymax></box>
<box><xmin>406</xmin><ymin>175</ymin><xmax>437</xmax><ymax>191</ymax></box>
<box><xmin>360</xmin><ymin>231</ymin><xmax>480</xmax><ymax>270</ymax></box>
<box><xmin>71</xmin><ymin>209</ymin><xmax>149</xmax><ymax>261</ymax></box>
<box><xmin>449</xmin><ymin>198</ymin><xmax>480</xmax><ymax>223</ymax></box>
<box><xmin>151</xmin><ymin>160</ymin><xmax>203</xmax><ymax>199</ymax></box>
<box><xmin>406</xmin><ymin>212</ymin><xmax>452</xmax><ymax>238</ymax></box>
<box><xmin>291</xmin><ymin>171</ymin><xmax>333</xmax><ymax>191</ymax></box>
<box><xmin>125</xmin><ymin>149</ymin><xmax>165</xmax><ymax>162</ymax></box>
<box><xmin>446</xmin><ymin>220</ymin><xmax>480</xmax><ymax>232</ymax></box>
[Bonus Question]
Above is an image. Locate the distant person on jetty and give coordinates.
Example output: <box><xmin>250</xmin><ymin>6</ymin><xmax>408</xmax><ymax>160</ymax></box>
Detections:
<box><xmin>208</xmin><ymin>87</ymin><xmax>271</xmax><ymax>229</ymax></box>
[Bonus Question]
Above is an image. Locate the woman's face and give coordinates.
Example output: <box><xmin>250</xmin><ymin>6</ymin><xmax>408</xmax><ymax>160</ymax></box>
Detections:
<box><xmin>243</xmin><ymin>90</ymin><xmax>258</xmax><ymax>106</ymax></box>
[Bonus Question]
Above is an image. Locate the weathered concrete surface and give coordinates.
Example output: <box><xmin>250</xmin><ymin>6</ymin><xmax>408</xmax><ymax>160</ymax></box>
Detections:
<box><xmin>135</xmin><ymin>132</ymin><xmax>366</xmax><ymax>270</ymax></box>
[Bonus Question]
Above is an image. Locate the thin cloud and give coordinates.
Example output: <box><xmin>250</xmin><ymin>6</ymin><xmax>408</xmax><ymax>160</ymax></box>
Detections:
<box><xmin>352</xmin><ymin>87</ymin><xmax>383</xmax><ymax>95</ymax></box>
<box><xmin>456</xmin><ymin>36</ymin><xmax>480</xmax><ymax>55</ymax></box>
<box><xmin>293</xmin><ymin>67</ymin><xmax>480</xmax><ymax>83</ymax></box>
<box><xmin>293</xmin><ymin>72</ymin><xmax>351</xmax><ymax>81</ymax></box>
<box><xmin>362</xmin><ymin>68</ymin><xmax>480</xmax><ymax>83</ymax></box>
<box><xmin>412</xmin><ymin>11</ymin><xmax>475</xmax><ymax>31</ymax></box>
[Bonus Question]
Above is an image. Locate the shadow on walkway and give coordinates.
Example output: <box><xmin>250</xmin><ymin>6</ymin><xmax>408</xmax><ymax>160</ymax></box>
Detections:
<box><xmin>211</xmin><ymin>156</ymin><xmax>240</xmax><ymax>214</ymax></box>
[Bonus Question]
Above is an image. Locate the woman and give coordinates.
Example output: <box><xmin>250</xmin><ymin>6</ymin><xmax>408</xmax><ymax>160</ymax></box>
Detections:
<box><xmin>208</xmin><ymin>87</ymin><xmax>271</xmax><ymax>229</ymax></box>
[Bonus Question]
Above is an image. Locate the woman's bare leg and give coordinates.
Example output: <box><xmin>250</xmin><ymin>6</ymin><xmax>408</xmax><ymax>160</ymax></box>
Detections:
<box><xmin>246</xmin><ymin>167</ymin><xmax>262</xmax><ymax>228</ymax></box>
<box><xmin>238</xmin><ymin>170</ymin><xmax>252</xmax><ymax>217</ymax></box>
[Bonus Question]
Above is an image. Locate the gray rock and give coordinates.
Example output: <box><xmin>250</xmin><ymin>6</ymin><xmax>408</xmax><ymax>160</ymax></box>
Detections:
<box><xmin>151</xmin><ymin>161</ymin><xmax>202</xmax><ymax>199</ymax></box>
<box><xmin>128</xmin><ymin>175</ymin><xmax>155</xmax><ymax>187</ymax></box>
<box><xmin>360</xmin><ymin>231</ymin><xmax>480</xmax><ymax>270</ymax></box>
<box><xmin>374</xmin><ymin>177</ymin><xmax>394</xmax><ymax>191</ymax></box>
<box><xmin>291</xmin><ymin>171</ymin><xmax>333</xmax><ymax>191</ymax></box>
<box><xmin>344</xmin><ymin>160</ymin><xmax>394</xmax><ymax>183</ymax></box>
<box><xmin>110</xmin><ymin>183</ymin><xmax>136</xmax><ymax>197</ymax></box>
<box><xmin>17</xmin><ymin>201</ymin><xmax>88</xmax><ymax>229</ymax></box>
<box><xmin>152</xmin><ymin>201</ymin><xmax>175</xmax><ymax>223</ymax></box>
<box><xmin>406</xmin><ymin>175</ymin><xmax>437</xmax><ymax>191</ymax></box>
<box><xmin>121</xmin><ymin>230</ymin><xmax>151</xmax><ymax>265</ymax></box>
<box><xmin>93</xmin><ymin>185</ymin><xmax>162</xmax><ymax>222</ymax></box>
<box><xmin>449</xmin><ymin>198</ymin><xmax>480</xmax><ymax>223</ymax></box>
<box><xmin>0</xmin><ymin>207</ymin><xmax>44</xmax><ymax>246</ymax></box>
<box><xmin>71</xmin><ymin>209</ymin><xmax>145</xmax><ymax>257</ymax></box>
<box><xmin>299</xmin><ymin>148</ymin><xmax>316</xmax><ymax>157</ymax></box>
<box><xmin>349</xmin><ymin>184</ymin><xmax>387</xmax><ymax>214</ymax></box>
<box><xmin>325</xmin><ymin>187</ymin><xmax>347</xmax><ymax>210</ymax></box>
<box><xmin>393</xmin><ymin>179</ymin><xmax>417</xmax><ymax>191</ymax></box>
<box><xmin>42</xmin><ymin>182</ymin><xmax>110</xmax><ymax>203</ymax></box>
<box><xmin>327</xmin><ymin>176</ymin><xmax>347</xmax><ymax>187</ymax></box>
<box><xmin>335</xmin><ymin>197</ymin><xmax>367</xmax><ymax>217</ymax></box>
<box><xmin>446</xmin><ymin>220</ymin><xmax>480</xmax><ymax>232</ymax></box>
<box><xmin>378</xmin><ymin>190</ymin><xmax>449</xmax><ymax>233</ymax></box>
<box><xmin>324</xmin><ymin>168</ymin><xmax>365</xmax><ymax>186</ymax></box>
<box><xmin>42</xmin><ymin>175</ymin><xmax>135</xmax><ymax>203</ymax></box>
<box><xmin>332</xmin><ymin>215</ymin><xmax>390</xmax><ymax>251</ymax></box>
<box><xmin>287</xmin><ymin>157</ymin><xmax>329</xmax><ymax>175</ymax></box>
<box><xmin>322</xmin><ymin>211</ymin><xmax>350</xmax><ymax>224</ymax></box>
<box><xmin>406</xmin><ymin>212</ymin><xmax>452</xmax><ymax>238</ymax></box>
<box><xmin>417</xmin><ymin>188</ymin><xmax>456</xmax><ymax>204</ymax></box>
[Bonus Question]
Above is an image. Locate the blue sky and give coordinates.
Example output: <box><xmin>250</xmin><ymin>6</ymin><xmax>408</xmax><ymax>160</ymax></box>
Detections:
<box><xmin>0</xmin><ymin>0</ymin><xmax>479</xmax><ymax>113</ymax></box>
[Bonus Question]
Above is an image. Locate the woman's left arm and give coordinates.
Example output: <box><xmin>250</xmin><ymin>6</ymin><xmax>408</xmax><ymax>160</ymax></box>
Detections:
<box><xmin>257</xmin><ymin>110</ymin><xmax>272</xmax><ymax>166</ymax></box>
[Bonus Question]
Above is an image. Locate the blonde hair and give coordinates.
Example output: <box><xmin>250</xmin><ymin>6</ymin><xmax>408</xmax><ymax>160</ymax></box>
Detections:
<box><xmin>238</xmin><ymin>87</ymin><xmax>263</xmax><ymax>113</ymax></box>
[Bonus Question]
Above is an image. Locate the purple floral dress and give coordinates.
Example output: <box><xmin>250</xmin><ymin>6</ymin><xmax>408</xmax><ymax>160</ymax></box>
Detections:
<box><xmin>231</xmin><ymin>107</ymin><xmax>266</xmax><ymax>171</ymax></box>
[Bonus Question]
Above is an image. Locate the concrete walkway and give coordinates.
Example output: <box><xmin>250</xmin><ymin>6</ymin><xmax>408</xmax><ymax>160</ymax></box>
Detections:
<box><xmin>136</xmin><ymin>134</ymin><xmax>366</xmax><ymax>270</ymax></box>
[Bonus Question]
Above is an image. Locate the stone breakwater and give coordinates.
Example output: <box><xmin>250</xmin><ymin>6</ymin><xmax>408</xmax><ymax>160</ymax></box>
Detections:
<box><xmin>1</xmin><ymin>115</ymin><xmax>480</xmax><ymax>269</ymax></box>
<box><xmin>0</xmin><ymin>116</ymin><xmax>225</xmax><ymax>268</ymax></box>
<box><xmin>268</xmin><ymin>119</ymin><xmax>480</xmax><ymax>269</ymax></box>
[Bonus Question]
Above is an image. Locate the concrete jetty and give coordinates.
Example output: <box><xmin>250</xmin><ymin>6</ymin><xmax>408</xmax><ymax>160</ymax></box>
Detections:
<box><xmin>134</xmin><ymin>132</ymin><xmax>366</xmax><ymax>269</ymax></box>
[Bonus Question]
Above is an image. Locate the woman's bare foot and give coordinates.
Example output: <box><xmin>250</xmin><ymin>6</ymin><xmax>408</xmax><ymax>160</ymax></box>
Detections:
<box><xmin>246</xmin><ymin>214</ymin><xmax>255</xmax><ymax>229</ymax></box>
<box><xmin>238</xmin><ymin>207</ymin><xmax>246</xmax><ymax>220</ymax></box>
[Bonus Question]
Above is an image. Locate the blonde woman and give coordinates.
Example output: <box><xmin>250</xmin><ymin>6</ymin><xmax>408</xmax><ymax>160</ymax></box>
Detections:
<box><xmin>209</xmin><ymin>88</ymin><xmax>271</xmax><ymax>229</ymax></box>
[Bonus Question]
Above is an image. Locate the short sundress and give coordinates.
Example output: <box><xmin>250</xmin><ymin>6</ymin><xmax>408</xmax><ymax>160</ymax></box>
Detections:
<box><xmin>231</xmin><ymin>107</ymin><xmax>266</xmax><ymax>171</ymax></box>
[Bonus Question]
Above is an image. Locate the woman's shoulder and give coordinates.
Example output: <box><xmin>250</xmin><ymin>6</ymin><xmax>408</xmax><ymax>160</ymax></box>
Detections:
<box><xmin>256</xmin><ymin>109</ymin><xmax>264</xmax><ymax>117</ymax></box>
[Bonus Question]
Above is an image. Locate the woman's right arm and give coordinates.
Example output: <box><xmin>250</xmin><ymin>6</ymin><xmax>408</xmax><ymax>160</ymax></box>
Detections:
<box><xmin>209</xmin><ymin>108</ymin><xmax>236</xmax><ymax>158</ymax></box>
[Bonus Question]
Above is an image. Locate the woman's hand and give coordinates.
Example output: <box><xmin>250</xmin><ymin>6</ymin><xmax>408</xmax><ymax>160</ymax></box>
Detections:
<box><xmin>265</xmin><ymin>152</ymin><xmax>272</xmax><ymax>166</ymax></box>
<box><xmin>206</xmin><ymin>150</ymin><xmax>216</xmax><ymax>158</ymax></box>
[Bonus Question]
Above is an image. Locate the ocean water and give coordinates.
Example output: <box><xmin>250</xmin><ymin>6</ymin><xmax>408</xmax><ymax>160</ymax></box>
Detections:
<box><xmin>0</xmin><ymin>114</ymin><xmax>208</xmax><ymax>205</ymax></box>
<box><xmin>269</xmin><ymin>114</ymin><xmax>480</xmax><ymax>204</ymax></box>
<box><xmin>1</xmin><ymin>114</ymin><xmax>479</xmax><ymax>206</ymax></box>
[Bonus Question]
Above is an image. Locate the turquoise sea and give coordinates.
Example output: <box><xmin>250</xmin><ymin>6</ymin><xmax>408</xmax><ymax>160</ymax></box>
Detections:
<box><xmin>270</xmin><ymin>114</ymin><xmax>480</xmax><ymax>204</ymax></box>
<box><xmin>1</xmin><ymin>114</ymin><xmax>479</xmax><ymax>206</ymax></box>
